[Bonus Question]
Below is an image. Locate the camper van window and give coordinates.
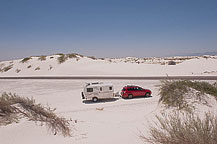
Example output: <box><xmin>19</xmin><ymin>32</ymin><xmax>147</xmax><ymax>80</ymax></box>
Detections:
<box><xmin>109</xmin><ymin>87</ymin><xmax>112</xmax><ymax>90</ymax></box>
<box><xmin>87</xmin><ymin>88</ymin><xmax>93</xmax><ymax>92</ymax></box>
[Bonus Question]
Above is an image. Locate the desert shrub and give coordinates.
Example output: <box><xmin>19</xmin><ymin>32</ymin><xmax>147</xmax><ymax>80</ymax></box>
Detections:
<box><xmin>0</xmin><ymin>93</ymin><xmax>71</xmax><ymax>137</ymax></box>
<box><xmin>159</xmin><ymin>80</ymin><xmax>217</xmax><ymax>110</ymax></box>
<box><xmin>1</xmin><ymin>65</ymin><xmax>13</xmax><ymax>72</ymax></box>
<box><xmin>35</xmin><ymin>67</ymin><xmax>40</xmax><ymax>71</ymax></box>
<box><xmin>140</xmin><ymin>112</ymin><xmax>217</xmax><ymax>144</ymax></box>
<box><xmin>38</xmin><ymin>56</ymin><xmax>46</xmax><ymax>61</ymax></box>
<box><xmin>20</xmin><ymin>57</ymin><xmax>32</xmax><ymax>63</ymax></box>
<box><xmin>27</xmin><ymin>65</ymin><xmax>32</xmax><ymax>69</ymax></box>
<box><xmin>57</xmin><ymin>54</ymin><xmax>68</xmax><ymax>64</ymax></box>
<box><xmin>88</xmin><ymin>56</ymin><xmax>97</xmax><ymax>60</ymax></box>
<box><xmin>168</xmin><ymin>60</ymin><xmax>176</xmax><ymax>65</ymax></box>
<box><xmin>16</xmin><ymin>69</ymin><xmax>21</xmax><ymax>73</ymax></box>
<box><xmin>49</xmin><ymin>65</ymin><xmax>53</xmax><ymax>70</ymax></box>
<box><xmin>184</xmin><ymin>81</ymin><xmax>217</xmax><ymax>99</ymax></box>
<box><xmin>67</xmin><ymin>53</ymin><xmax>77</xmax><ymax>59</ymax></box>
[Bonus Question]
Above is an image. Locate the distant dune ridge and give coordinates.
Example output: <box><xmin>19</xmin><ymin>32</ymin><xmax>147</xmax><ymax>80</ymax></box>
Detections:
<box><xmin>0</xmin><ymin>53</ymin><xmax>217</xmax><ymax>76</ymax></box>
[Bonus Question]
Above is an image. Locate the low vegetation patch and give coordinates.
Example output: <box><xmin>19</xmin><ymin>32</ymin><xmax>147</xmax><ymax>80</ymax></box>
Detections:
<box><xmin>27</xmin><ymin>65</ymin><xmax>32</xmax><ymax>69</ymax></box>
<box><xmin>0</xmin><ymin>93</ymin><xmax>71</xmax><ymax>137</ymax></box>
<box><xmin>141</xmin><ymin>112</ymin><xmax>217</xmax><ymax>144</ymax></box>
<box><xmin>15</xmin><ymin>69</ymin><xmax>21</xmax><ymax>73</ymax></box>
<box><xmin>57</xmin><ymin>54</ymin><xmax>68</xmax><ymax>64</ymax></box>
<box><xmin>1</xmin><ymin>65</ymin><xmax>13</xmax><ymax>72</ymax></box>
<box><xmin>67</xmin><ymin>53</ymin><xmax>77</xmax><ymax>59</ymax></box>
<box><xmin>20</xmin><ymin>57</ymin><xmax>32</xmax><ymax>63</ymax></box>
<box><xmin>159</xmin><ymin>80</ymin><xmax>217</xmax><ymax>110</ymax></box>
<box><xmin>168</xmin><ymin>60</ymin><xmax>176</xmax><ymax>65</ymax></box>
<box><xmin>35</xmin><ymin>66</ymin><xmax>40</xmax><ymax>71</ymax></box>
<box><xmin>38</xmin><ymin>56</ymin><xmax>46</xmax><ymax>61</ymax></box>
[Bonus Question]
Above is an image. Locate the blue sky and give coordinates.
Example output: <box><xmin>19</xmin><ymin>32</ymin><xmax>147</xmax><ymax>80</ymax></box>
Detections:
<box><xmin>0</xmin><ymin>0</ymin><xmax>217</xmax><ymax>60</ymax></box>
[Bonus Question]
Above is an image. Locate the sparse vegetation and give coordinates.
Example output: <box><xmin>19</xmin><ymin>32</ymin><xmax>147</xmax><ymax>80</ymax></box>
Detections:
<box><xmin>88</xmin><ymin>56</ymin><xmax>97</xmax><ymax>60</ymax></box>
<box><xmin>67</xmin><ymin>53</ymin><xmax>77</xmax><ymax>59</ymax></box>
<box><xmin>38</xmin><ymin>56</ymin><xmax>46</xmax><ymax>61</ymax></box>
<box><xmin>168</xmin><ymin>60</ymin><xmax>176</xmax><ymax>65</ymax></box>
<box><xmin>159</xmin><ymin>80</ymin><xmax>217</xmax><ymax>110</ymax></box>
<box><xmin>35</xmin><ymin>66</ymin><xmax>40</xmax><ymax>71</ymax></box>
<box><xmin>20</xmin><ymin>57</ymin><xmax>32</xmax><ymax>63</ymax></box>
<box><xmin>57</xmin><ymin>54</ymin><xmax>68</xmax><ymax>64</ymax></box>
<box><xmin>141</xmin><ymin>112</ymin><xmax>217</xmax><ymax>144</ymax></box>
<box><xmin>1</xmin><ymin>65</ymin><xmax>13</xmax><ymax>72</ymax></box>
<box><xmin>0</xmin><ymin>93</ymin><xmax>71</xmax><ymax>137</ymax></box>
<box><xmin>16</xmin><ymin>69</ymin><xmax>21</xmax><ymax>73</ymax></box>
<box><xmin>49</xmin><ymin>65</ymin><xmax>53</xmax><ymax>70</ymax></box>
<box><xmin>27</xmin><ymin>65</ymin><xmax>32</xmax><ymax>69</ymax></box>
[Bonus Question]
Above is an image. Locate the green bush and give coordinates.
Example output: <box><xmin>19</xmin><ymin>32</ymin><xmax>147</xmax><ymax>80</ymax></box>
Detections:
<box><xmin>38</xmin><ymin>56</ymin><xmax>46</xmax><ymax>61</ymax></box>
<box><xmin>1</xmin><ymin>65</ymin><xmax>13</xmax><ymax>72</ymax></box>
<box><xmin>35</xmin><ymin>67</ymin><xmax>40</xmax><ymax>71</ymax></box>
<box><xmin>141</xmin><ymin>112</ymin><xmax>217</xmax><ymax>144</ymax></box>
<box><xmin>0</xmin><ymin>93</ymin><xmax>71</xmax><ymax>137</ymax></box>
<box><xmin>57</xmin><ymin>54</ymin><xmax>68</xmax><ymax>64</ymax></box>
<box><xmin>67</xmin><ymin>53</ymin><xmax>77</xmax><ymax>59</ymax></box>
<box><xmin>159</xmin><ymin>80</ymin><xmax>217</xmax><ymax>110</ymax></box>
<box><xmin>20</xmin><ymin>57</ymin><xmax>32</xmax><ymax>63</ymax></box>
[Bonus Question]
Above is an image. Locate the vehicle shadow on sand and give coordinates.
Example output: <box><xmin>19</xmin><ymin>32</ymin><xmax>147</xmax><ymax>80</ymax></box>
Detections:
<box><xmin>83</xmin><ymin>95</ymin><xmax>152</xmax><ymax>104</ymax></box>
<box><xmin>122</xmin><ymin>95</ymin><xmax>153</xmax><ymax>100</ymax></box>
<box><xmin>82</xmin><ymin>97</ymin><xmax>119</xmax><ymax>104</ymax></box>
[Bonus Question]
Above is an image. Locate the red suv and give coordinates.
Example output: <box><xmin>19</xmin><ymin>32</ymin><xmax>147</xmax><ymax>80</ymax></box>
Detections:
<box><xmin>121</xmin><ymin>85</ymin><xmax>151</xmax><ymax>99</ymax></box>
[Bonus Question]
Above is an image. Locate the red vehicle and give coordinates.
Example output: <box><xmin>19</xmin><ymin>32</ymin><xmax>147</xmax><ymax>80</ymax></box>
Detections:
<box><xmin>121</xmin><ymin>85</ymin><xmax>151</xmax><ymax>99</ymax></box>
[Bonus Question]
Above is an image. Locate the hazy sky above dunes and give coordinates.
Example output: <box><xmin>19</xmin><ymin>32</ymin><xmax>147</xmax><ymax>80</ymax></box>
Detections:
<box><xmin>0</xmin><ymin>0</ymin><xmax>217</xmax><ymax>60</ymax></box>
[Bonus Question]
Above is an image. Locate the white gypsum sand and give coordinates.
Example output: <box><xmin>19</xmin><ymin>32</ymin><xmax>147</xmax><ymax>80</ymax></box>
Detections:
<box><xmin>0</xmin><ymin>79</ymin><xmax>216</xmax><ymax>144</ymax></box>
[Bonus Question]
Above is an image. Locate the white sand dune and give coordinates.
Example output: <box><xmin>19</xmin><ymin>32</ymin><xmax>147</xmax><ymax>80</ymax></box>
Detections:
<box><xmin>0</xmin><ymin>54</ymin><xmax>217</xmax><ymax>76</ymax></box>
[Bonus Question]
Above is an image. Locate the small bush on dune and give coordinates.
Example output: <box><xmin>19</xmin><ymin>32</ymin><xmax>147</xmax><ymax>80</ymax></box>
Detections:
<box><xmin>0</xmin><ymin>93</ymin><xmax>71</xmax><ymax>137</ymax></box>
<box><xmin>67</xmin><ymin>53</ymin><xmax>77</xmax><ymax>59</ymax></box>
<box><xmin>159</xmin><ymin>80</ymin><xmax>217</xmax><ymax>110</ymax></box>
<box><xmin>168</xmin><ymin>60</ymin><xmax>176</xmax><ymax>65</ymax></box>
<box><xmin>140</xmin><ymin>112</ymin><xmax>217</xmax><ymax>144</ymax></box>
<box><xmin>1</xmin><ymin>65</ymin><xmax>13</xmax><ymax>72</ymax></box>
<box><xmin>27</xmin><ymin>65</ymin><xmax>32</xmax><ymax>69</ymax></box>
<box><xmin>16</xmin><ymin>69</ymin><xmax>21</xmax><ymax>73</ymax></box>
<box><xmin>20</xmin><ymin>57</ymin><xmax>32</xmax><ymax>63</ymax></box>
<box><xmin>57</xmin><ymin>54</ymin><xmax>68</xmax><ymax>64</ymax></box>
<box><xmin>38</xmin><ymin>56</ymin><xmax>46</xmax><ymax>61</ymax></box>
<box><xmin>35</xmin><ymin>66</ymin><xmax>40</xmax><ymax>71</ymax></box>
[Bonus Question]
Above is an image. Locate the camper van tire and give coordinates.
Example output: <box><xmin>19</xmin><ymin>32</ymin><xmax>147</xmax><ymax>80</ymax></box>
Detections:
<box><xmin>128</xmin><ymin>94</ymin><xmax>133</xmax><ymax>99</ymax></box>
<box><xmin>92</xmin><ymin>97</ymin><xmax>98</xmax><ymax>102</ymax></box>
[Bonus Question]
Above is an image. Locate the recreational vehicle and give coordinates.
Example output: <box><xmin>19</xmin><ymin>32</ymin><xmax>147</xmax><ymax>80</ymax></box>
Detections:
<box><xmin>82</xmin><ymin>82</ymin><xmax>114</xmax><ymax>102</ymax></box>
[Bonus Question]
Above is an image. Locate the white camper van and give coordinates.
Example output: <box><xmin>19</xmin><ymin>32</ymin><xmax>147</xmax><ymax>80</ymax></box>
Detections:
<box><xmin>82</xmin><ymin>82</ymin><xmax>114</xmax><ymax>102</ymax></box>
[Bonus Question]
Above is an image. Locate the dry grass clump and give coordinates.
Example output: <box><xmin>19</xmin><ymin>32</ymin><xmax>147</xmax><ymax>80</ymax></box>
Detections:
<box><xmin>141</xmin><ymin>112</ymin><xmax>217</xmax><ymax>144</ymax></box>
<box><xmin>57</xmin><ymin>54</ymin><xmax>68</xmax><ymax>64</ymax></box>
<box><xmin>27</xmin><ymin>65</ymin><xmax>32</xmax><ymax>69</ymax></box>
<box><xmin>20</xmin><ymin>57</ymin><xmax>32</xmax><ymax>63</ymax></box>
<box><xmin>67</xmin><ymin>53</ymin><xmax>77</xmax><ymax>59</ymax></box>
<box><xmin>57</xmin><ymin>53</ymin><xmax>80</xmax><ymax>63</ymax></box>
<box><xmin>0</xmin><ymin>93</ymin><xmax>71</xmax><ymax>137</ymax></box>
<box><xmin>16</xmin><ymin>69</ymin><xmax>21</xmax><ymax>73</ymax></box>
<box><xmin>38</xmin><ymin>56</ymin><xmax>46</xmax><ymax>61</ymax></box>
<box><xmin>168</xmin><ymin>60</ymin><xmax>176</xmax><ymax>65</ymax></box>
<box><xmin>35</xmin><ymin>66</ymin><xmax>40</xmax><ymax>71</ymax></box>
<box><xmin>159</xmin><ymin>80</ymin><xmax>217</xmax><ymax>110</ymax></box>
<box><xmin>0</xmin><ymin>64</ymin><xmax>14</xmax><ymax>72</ymax></box>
